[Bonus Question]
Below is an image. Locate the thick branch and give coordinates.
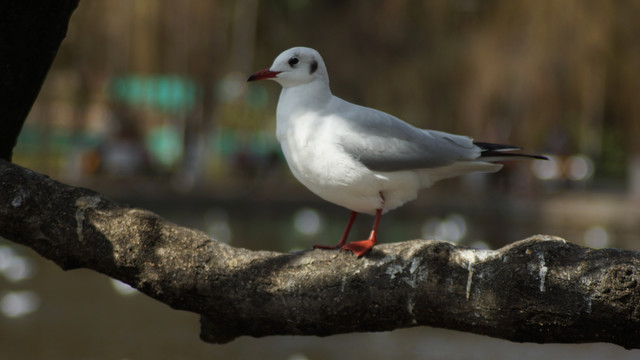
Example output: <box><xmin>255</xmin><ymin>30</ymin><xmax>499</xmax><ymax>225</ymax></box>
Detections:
<box><xmin>1</xmin><ymin>159</ymin><xmax>639</xmax><ymax>348</ymax></box>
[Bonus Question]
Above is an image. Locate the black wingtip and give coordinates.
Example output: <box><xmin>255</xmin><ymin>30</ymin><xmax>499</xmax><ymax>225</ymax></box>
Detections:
<box><xmin>474</xmin><ymin>141</ymin><xmax>548</xmax><ymax>160</ymax></box>
<box><xmin>532</xmin><ymin>154</ymin><xmax>550</xmax><ymax>161</ymax></box>
<box><xmin>480</xmin><ymin>151</ymin><xmax>549</xmax><ymax>161</ymax></box>
<box><xmin>473</xmin><ymin>142</ymin><xmax>521</xmax><ymax>152</ymax></box>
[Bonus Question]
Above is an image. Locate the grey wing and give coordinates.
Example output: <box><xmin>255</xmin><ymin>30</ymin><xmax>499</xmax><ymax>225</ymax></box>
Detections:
<box><xmin>337</xmin><ymin>105</ymin><xmax>481</xmax><ymax>172</ymax></box>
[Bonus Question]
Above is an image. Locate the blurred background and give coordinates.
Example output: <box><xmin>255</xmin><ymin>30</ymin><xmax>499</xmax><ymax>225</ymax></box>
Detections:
<box><xmin>2</xmin><ymin>0</ymin><xmax>640</xmax><ymax>358</ymax></box>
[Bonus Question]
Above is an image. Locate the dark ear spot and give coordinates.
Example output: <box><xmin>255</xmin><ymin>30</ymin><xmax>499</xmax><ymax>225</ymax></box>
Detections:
<box><xmin>310</xmin><ymin>60</ymin><xmax>318</xmax><ymax>74</ymax></box>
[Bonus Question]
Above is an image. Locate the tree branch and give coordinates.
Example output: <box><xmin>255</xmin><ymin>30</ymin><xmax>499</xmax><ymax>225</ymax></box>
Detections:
<box><xmin>1</xmin><ymin>159</ymin><xmax>639</xmax><ymax>348</ymax></box>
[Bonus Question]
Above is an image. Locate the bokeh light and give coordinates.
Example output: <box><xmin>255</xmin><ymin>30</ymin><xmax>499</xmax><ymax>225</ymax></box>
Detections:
<box><xmin>0</xmin><ymin>245</ymin><xmax>37</xmax><ymax>283</ymax></box>
<box><xmin>421</xmin><ymin>214</ymin><xmax>467</xmax><ymax>243</ymax></box>
<box><xmin>0</xmin><ymin>291</ymin><xmax>41</xmax><ymax>318</ymax></box>
<box><xmin>531</xmin><ymin>155</ymin><xmax>561</xmax><ymax>180</ymax></box>
<box><xmin>293</xmin><ymin>208</ymin><xmax>322</xmax><ymax>236</ymax></box>
<box><xmin>566</xmin><ymin>155</ymin><xmax>595</xmax><ymax>181</ymax></box>
<box><xmin>583</xmin><ymin>226</ymin><xmax>610</xmax><ymax>249</ymax></box>
<box><xmin>217</xmin><ymin>72</ymin><xmax>248</xmax><ymax>103</ymax></box>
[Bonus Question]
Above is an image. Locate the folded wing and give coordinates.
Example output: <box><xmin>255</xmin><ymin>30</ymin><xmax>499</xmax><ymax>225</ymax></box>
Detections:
<box><xmin>336</xmin><ymin>103</ymin><xmax>481</xmax><ymax>172</ymax></box>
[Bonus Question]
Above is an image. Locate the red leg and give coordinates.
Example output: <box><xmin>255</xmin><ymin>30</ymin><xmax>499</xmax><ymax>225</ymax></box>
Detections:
<box><xmin>313</xmin><ymin>211</ymin><xmax>358</xmax><ymax>250</ymax></box>
<box><xmin>341</xmin><ymin>208</ymin><xmax>382</xmax><ymax>257</ymax></box>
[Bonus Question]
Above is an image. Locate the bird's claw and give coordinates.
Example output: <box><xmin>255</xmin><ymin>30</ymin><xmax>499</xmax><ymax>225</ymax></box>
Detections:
<box><xmin>341</xmin><ymin>238</ymin><xmax>376</xmax><ymax>257</ymax></box>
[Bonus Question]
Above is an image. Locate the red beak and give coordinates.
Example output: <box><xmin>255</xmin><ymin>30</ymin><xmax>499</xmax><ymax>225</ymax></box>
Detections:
<box><xmin>247</xmin><ymin>68</ymin><xmax>281</xmax><ymax>82</ymax></box>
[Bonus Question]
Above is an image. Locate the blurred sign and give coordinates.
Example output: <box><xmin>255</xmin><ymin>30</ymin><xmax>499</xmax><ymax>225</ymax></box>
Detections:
<box><xmin>109</xmin><ymin>75</ymin><xmax>198</xmax><ymax>113</ymax></box>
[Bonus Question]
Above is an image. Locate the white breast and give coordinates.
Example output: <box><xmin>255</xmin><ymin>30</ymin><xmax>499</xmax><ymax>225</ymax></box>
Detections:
<box><xmin>276</xmin><ymin>110</ymin><xmax>425</xmax><ymax>215</ymax></box>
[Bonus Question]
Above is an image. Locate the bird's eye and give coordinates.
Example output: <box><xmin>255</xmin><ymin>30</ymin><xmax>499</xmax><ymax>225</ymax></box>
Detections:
<box><xmin>288</xmin><ymin>57</ymin><xmax>299</xmax><ymax>67</ymax></box>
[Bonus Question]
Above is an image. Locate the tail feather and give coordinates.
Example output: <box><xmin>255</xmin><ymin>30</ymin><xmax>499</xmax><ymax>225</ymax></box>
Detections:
<box><xmin>473</xmin><ymin>141</ymin><xmax>549</xmax><ymax>161</ymax></box>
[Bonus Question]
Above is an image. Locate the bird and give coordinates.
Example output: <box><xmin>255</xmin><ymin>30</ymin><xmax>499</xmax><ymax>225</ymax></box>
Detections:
<box><xmin>247</xmin><ymin>46</ymin><xmax>547</xmax><ymax>257</ymax></box>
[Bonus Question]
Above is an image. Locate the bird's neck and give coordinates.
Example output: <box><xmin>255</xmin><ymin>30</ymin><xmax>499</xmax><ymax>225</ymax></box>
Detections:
<box><xmin>276</xmin><ymin>80</ymin><xmax>332</xmax><ymax>142</ymax></box>
<box><xmin>278</xmin><ymin>80</ymin><xmax>332</xmax><ymax>114</ymax></box>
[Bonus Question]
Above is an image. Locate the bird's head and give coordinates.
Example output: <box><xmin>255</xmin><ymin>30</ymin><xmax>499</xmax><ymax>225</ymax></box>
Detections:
<box><xmin>247</xmin><ymin>47</ymin><xmax>328</xmax><ymax>88</ymax></box>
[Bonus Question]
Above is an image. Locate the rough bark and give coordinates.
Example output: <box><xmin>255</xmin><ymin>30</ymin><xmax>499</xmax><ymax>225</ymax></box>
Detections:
<box><xmin>0</xmin><ymin>0</ymin><xmax>80</xmax><ymax>161</ymax></box>
<box><xmin>1</xmin><ymin>159</ymin><xmax>639</xmax><ymax>348</ymax></box>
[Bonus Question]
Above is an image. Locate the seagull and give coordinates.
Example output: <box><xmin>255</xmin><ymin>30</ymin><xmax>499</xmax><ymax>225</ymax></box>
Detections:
<box><xmin>248</xmin><ymin>46</ymin><xmax>547</xmax><ymax>257</ymax></box>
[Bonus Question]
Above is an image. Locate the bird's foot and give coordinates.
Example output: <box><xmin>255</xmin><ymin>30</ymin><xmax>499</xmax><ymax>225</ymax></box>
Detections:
<box><xmin>341</xmin><ymin>239</ymin><xmax>375</xmax><ymax>257</ymax></box>
<box><xmin>341</xmin><ymin>231</ymin><xmax>377</xmax><ymax>257</ymax></box>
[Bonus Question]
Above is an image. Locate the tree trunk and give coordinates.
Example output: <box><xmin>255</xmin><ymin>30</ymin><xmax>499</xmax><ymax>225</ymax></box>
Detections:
<box><xmin>0</xmin><ymin>0</ymin><xmax>80</xmax><ymax>161</ymax></box>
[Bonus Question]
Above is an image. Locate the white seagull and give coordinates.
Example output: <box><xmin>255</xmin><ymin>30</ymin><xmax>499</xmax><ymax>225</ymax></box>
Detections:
<box><xmin>248</xmin><ymin>46</ymin><xmax>547</xmax><ymax>257</ymax></box>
